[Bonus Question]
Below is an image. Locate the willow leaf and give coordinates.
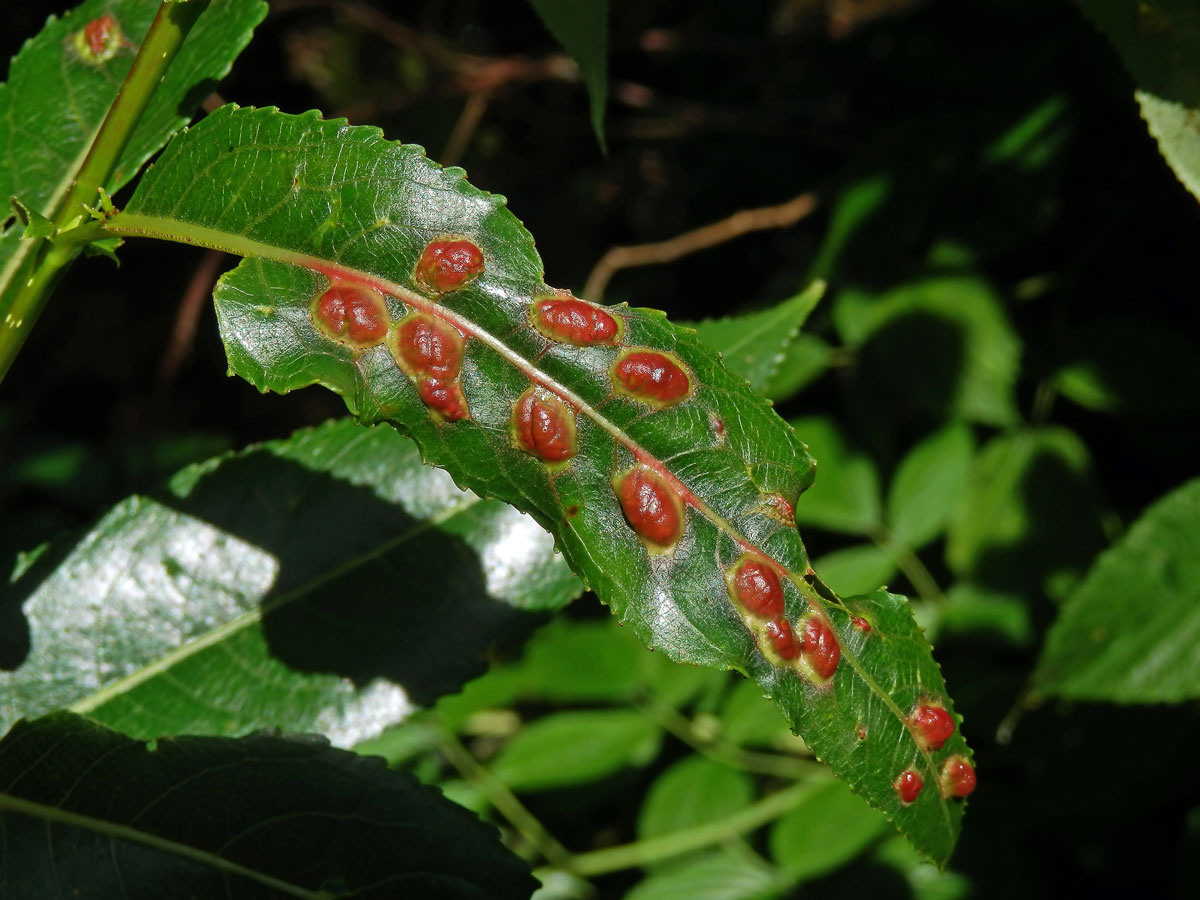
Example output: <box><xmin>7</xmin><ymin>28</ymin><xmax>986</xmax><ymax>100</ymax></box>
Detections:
<box><xmin>104</xmin><ymin>104</ymin><xmax>972</xmax><ymax>864</ymax></box>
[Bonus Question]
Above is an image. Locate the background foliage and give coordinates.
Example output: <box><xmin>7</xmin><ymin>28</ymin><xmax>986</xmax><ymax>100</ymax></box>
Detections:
<box><xmin>3</xmin><ymin>0</ymin><xmax>1199</xmax><ymax>897</ymax></box>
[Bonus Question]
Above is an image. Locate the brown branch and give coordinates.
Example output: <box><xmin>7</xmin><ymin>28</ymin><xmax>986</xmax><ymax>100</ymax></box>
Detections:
<box><xmin>157</xmin><ymin>249</ymin><xmax>226</xmax><ymax>387</ymax></box>
<box><xmin>583</xmin><ymin>190</ymin><xmax>819</xmax><ymax>300</ymax></box>
<box><xmin>441</xmin><ymin>92</ymin><xmax>489</xmax><ymax>167</ymax></box>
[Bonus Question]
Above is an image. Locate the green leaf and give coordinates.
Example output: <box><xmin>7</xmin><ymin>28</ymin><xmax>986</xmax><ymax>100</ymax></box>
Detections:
<box><xmin>0</xmin><ymin>712</ymin><xmax>534</xmax><ymax>899</ymax></box>
<box><xmin>624</xmin><ymin>851</ymin><xmax>785</xmax><ymax>900</ymax></box>
<box><xmin>105</xmin><ymin>105</ymin><xmax>972</xmax><ymax>863</ymax></box>
<box><xmin>789</xmin><ymin>415</ymin><xmax>883</xmax><ymax>534</ymax></box>
<box><xmin>839</xmin><ymin>276</ymin><xmax>1021</xmax><ymax>428</ymax></box>
<box><xmin>887</xmin><ymin>423</ymin><xmax>974</xmax><ymax>550</ymax></box>
<box><xmin>525</xmin><ymin>0</ymin><xmax>609</xmax><ymax>150</ymax></box>
<box><xmin>490</xmin><ymin>709</ymin><xmax>661</xmax><ymax>791</ymax></box>
<box><xmin>1035</xmin><ymin>478</ymin><xmax>1200</xmax><ymax>702</ymax></box>
<box><xmin>946</xmin><ymin>427</ymin><xmax>1105</xmax><ymax>596</ymax></box>
<box><xmin>720</xmin><ymin>677</ymin><xmax>799</xmax><ymax>749</ymax></box>
<box><xmin>638</xmin><ymin>755</ymin><xmax>756</xmax><ymax>841</ymax></box>
<box><xmin>690</xmin><ymin>281</ymin><xmax>825</xmax><ymax>396</ymax></box>
<box><xmin>807</xmin><ymin>174</ymin><xmax>891</xmax><ymax>281</ymax></box>
<box><xmin>769</xmin><ymin>777</ymin><xmax>890</xmax><ymax>883</ymax></box>
<box><xmin>0</xmin><ymin>0</ymin><xmax>266</xmax><ymax>296</ymax></box>
<box><xmin>510</xmin><ymin>618</ymin><xmax>649</xmax><ymax>703</ymax></box>
<box><xmin>0</xmin><ymin>418</ymin><xmax>580</xmax><ymax>743</ymax></box>
<box><xmin>1074</xmin><ymin>0</ymin><xmax>1200</xmax><ymax>202</ymax></box>
<box><xmin>1053</xmin><ymin>315</ymin><xmax>1200</xmax><ymax>416</ymax></box>
<box><xmin>935</xmin><ymin>583</ymin><xmax>1033</xmax><ymax>647</ymax></box>
<box><xmin>811</xmin><ymin>544</ymin><xmax>897</xmax><ymax>597</ymax></box>
<box><xmin>763</xmin><ymin>333</ymin><xmax>834</xmax><ymax>403</ymax></box>
<box><xmin>874</xmin><ymin>833</ymin><xmax>971</xmax><ymax>900</ymax></box>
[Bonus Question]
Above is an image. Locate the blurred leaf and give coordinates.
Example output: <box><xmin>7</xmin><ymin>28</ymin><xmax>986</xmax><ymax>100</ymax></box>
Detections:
<box><xmin>691</xmin><ymin>281</ymin><xmax>825</xmax><ymax>396</ymax></box>
<box><xmin>808</xmin><ymin>175</ymin><xmax>891</xmax><ymax>281</ymax></box>
<box><xmin>638</xmin><ymin>755</ymin><xmax>755</xmax><ymax>841</ymax></box>
<box><xmin>841</xmin><ymin>276</ymin><xmax>1021</xmax><ymax>428</ymax></box>
<box><xmin>526</xmin><ymin>0</ymin><xmax>608</xmax><ymax>149</ymax></box>
<box><xmin>1074</xmin><ymin>0</ymin><xmax>1200</xmax><ymax>202</ymax></box>
<box><xmin>874</xmin><ymin>833</ymin><xmax>971</xmax><ymax>900</ymax></box>
<box><xmin>624</xmin><ymin>851</ymin><xmax>785</xmax><ymax>900</ymax></box>
<box><xmin>790</xmin><ymin>416</ymin><xmax>883</xmax><ymax>534</ymax></box>
<box><xmin>946</xmin><ymin>427</ymin><xmax>1106</xmax><ymax>595</ymax></box>
<box><xmin>511</xmin><ymin>618</ymin><xmax>647</xmax><ymax>704</ymax></box>
<box><xmin>983</xmin><ymin>95</ymin><xmax>1072</xmax><ymax>171</ymax></box>
<box><xmin>1035</xmin><ymin>478</ymin><xmax>1200</xmax><ymax>702</ymax></box>
<box><xmin>720</xmin><ymin>677</ymin><xmax>796</xmax><ymax>749</ymax></box>
<box><xmin>887</xmin><ymin>423</ymin><xmax>974</xmax><ymax>549</ymax></box>
<box><xmin>769</xmin><ymin>777</ymin><xmax>890</xmax><ymax>882</ymax></box>
<box><xmin>0</xmin><ymin>712</ymin><xmax>534</xmax><ymax>900</ymax></box>
<box><xmin>0</xmin><ymin>419</ymin><xmax>580</xmax><ymax>744</ymax></box>
<box><xmin>811</xmin><ymin>543</ymin><xmax>897</xmax><ymax>597</ymax></box>
<box><xmin>1053</xmin><ymin>315</ymin><xmax>1200</xmax><ymax>415</ymax></box>
<box><xmin>934</xmin><ymin>582</ymin><xmax>1033</xmax><ymax>646</ymax></box>
<box><xmin>491</xmin><ymin>709</ymin><xmax>661</xmax><ymax>791</ymax></box>
<box><xmin>763</xmin><ymin>333</ymin><xmax>834</xmax><ymax>403</ymax></box>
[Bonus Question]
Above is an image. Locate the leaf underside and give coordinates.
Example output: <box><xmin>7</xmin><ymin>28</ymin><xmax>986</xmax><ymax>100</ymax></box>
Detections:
<box><xmin>0</xmin><ymin>712</ymin><xmax>534</xmax><ymax>899</ymax></box>
<box><xmin>107</xmin><ymin>104</ymin><xmax>972</xmax><ymax>864</ymax></box>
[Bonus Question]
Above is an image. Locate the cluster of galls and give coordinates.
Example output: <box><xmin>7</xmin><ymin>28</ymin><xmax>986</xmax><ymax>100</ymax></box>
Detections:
<box><xmin>310</xmin><ymin>237</ymin><xmax>977</xmax><ymax>805</ymax></box>
<box><xmin>892</xmin><ymin>704</ymin><xmax>976</xmax><ymax>805</ymax></box>
<box><xmin>727</xmin><ymin>556</ymin><xmax>840</xmax><ymax>683</ymax></box>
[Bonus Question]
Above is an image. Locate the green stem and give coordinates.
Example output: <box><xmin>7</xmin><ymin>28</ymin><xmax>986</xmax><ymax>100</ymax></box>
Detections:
<box><xmin>868</xmin><ymin>528</ymin><xmax>945</xmax><ymax>605</ymax></box>
<box><xmin>540</xmin><ymin>781</ymin><xmax>812</xmax><ymax>878</ymax></box>
<box><xmin>0</xmin><ymin>0</ymin><xmax>210</xmax><ymax>385</ymax></box>
<box><xmin>436</xmin><ymin>727</ymin><xmax>574</xmax><ymax>872</ymax></box>
<box><xmin>634</xmin><ymin>695</ymin><xmax>819</xmax><ymax>780</ymax></box>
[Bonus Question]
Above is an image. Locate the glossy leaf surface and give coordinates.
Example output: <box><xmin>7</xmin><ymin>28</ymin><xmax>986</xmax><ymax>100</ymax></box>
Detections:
<box><xmin>1035</xmin><ymin>478</ymin><xmax>1200</xmax><ymax>702</ymax></box>
<box><xmin>0</xmin><ymin>712</ymin><xmax>533</xmax><ymax>899</ymax></box>
<box><xmin>106</xmin><ymin>104</ymin><xmax>971</xmax><ymax>863</ymax></box>
<box><xmin>0</xmin><ymin>418</ymin><xmax>579</xmax><ymax>744</ymax></box>
<box><xmin>0</xmin><ymin>0</ymin><xmax>265</xmax><ymax>296</ymax></box>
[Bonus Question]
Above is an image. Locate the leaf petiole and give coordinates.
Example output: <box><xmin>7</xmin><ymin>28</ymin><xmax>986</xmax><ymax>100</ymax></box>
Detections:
<box><xmin>0</xmin><ymin>0</ymin><xmax>210</xmax><ymax>384</ymax></box>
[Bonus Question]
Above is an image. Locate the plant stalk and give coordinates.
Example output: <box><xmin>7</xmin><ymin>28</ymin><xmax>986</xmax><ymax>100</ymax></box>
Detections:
<box><xmin>538</xmin><ymin>780</ymin><xmax>812</xmax><ymax>878</ymax></box>
<box><xmin>0</xmin><ymin>0</ymin><xmax>211</xmax><ymax>385</ymax></box>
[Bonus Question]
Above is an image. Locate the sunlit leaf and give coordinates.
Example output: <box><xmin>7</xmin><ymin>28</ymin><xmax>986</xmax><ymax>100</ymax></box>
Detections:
<box><xmin>0</xmin><ymin>418</ymin><xmax>579</xmax><ymax>744</ymax></box>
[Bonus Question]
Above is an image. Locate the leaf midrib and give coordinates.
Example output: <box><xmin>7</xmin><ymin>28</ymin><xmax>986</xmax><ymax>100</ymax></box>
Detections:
<box><xmin>69</xmin><ymin>479</ymin><xmax>480</xmax><ymax>716</ymax></box>
<box><xmin>105</xmin><ymin>210</ymin><xmax>954</xmax><ymax>839</ymax></box>
<box><xmin>0</xmin><ymin>792</ymin><xmax>334</xmax><ymax>899</ymax></box>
